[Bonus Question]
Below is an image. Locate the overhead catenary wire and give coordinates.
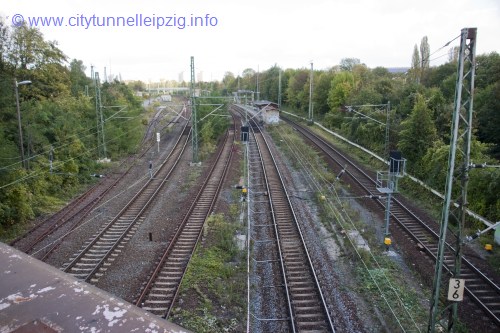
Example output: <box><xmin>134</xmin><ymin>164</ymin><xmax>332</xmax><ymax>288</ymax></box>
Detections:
<box><xmin>422</xmin><ymin>34</ymin><xmax>461</xmax><ymax>64</ymax></box>
<box><xmin>270</xmin><ymin>126</ymin><xmax>410</xmax><ymax>331</ymax></box>
<box><xmin>29</xmin><ymin>109</ymin><xmax>185</xmax><ymax>255</ymax></box>
<box><xmin>0</xmin><ymin>115</ymin><xmax>143</xmax><ymax>190</ymax></box>
<box><xmin>272</xmin><ymin>124</ymin><xmax>423</xmax><ymax>332</ymax></box>
<box><xmin>31</xmin><ymin>169</ymin><xmax>152</xmax><ymax>257</ymax></box>
<box><xmin>0</xmin><ymin>110</ymin><xmax>142</xmax><ymax>172</ymax></box>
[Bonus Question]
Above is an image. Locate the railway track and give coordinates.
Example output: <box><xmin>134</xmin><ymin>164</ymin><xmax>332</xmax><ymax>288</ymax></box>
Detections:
<box><xmin>283</xmin><ymin>115</ymin><xmax>500</xmax><ymax>328</ymax></box>
<box><xmin>62</xmin><ymin>121</ymin><xmax>191</xmax><ymax>283</ymax></box>
<box><xmin>235</xmin><ymin>104</ymin><xmax>335</xmax><ymax>332</ymax></box>
<box><xmin>245</xmin><ymin>114</ymin><xmax>290</xmax><ymax>332</ymax></box>
<box><xmin>135</xmin><ymin>114</ymin><xmax>235</xmax><ymax>317</ymax></box>
<box><xmin>11</xmin><ymin>106</ymin><xmax>186</xmax><ymax>260</ymax></box>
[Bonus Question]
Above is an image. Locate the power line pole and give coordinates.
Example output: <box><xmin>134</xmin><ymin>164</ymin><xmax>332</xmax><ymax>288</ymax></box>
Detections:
<box><xmin>94</xmin><ymin>72</ymin><xmax>107</xmax><ymax>160</ymax></box>
<box><xmin>377</xmin><ymin>151</ymin><xmax>406</xmax><ymax>246</ymax></box>
<box><xmin>384</xmin><ymin>101</ymin><xmax>391</xmax><ymax>159</ymax></box>
<box><xmin>278</xmin><ymin>68</ymin><xmax>282</xmax><ymax>109</ymax></box>
<box><xmin>190</xmin><ymin>56</ymin><xmax>199</xmax><ymax>163</ymax></box>
<box><xmin>308</xmin><ymin>62</ymin><xmax>314</xmax><ymax>123</ymax></box>
<box><xmin>428</xmin><ymin>27</ymin><xmax>477</xmax><ymax>333</ymax></box>
<box><xmin>256</xmin><ymin>66</ymin><xmax>260</xmax><ymax>101</ymax></box>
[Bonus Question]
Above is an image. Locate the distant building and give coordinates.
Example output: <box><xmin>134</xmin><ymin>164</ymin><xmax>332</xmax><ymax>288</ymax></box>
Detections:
<box><xmin>386</xmin><ymin>67</ymin><xmax>410</xmax><ymax>74</ymax></box>
<box><xmin>253</xmin><ymin>101</ymin><xmax>280</xmax><ymax>124</ymax></box>
<box><xmin>160</xmin><ymin>94</ymin><xmax>172</xmax><ymax>102</ymax></box>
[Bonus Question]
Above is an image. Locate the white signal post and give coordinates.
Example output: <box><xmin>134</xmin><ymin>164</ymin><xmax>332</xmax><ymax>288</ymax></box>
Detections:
<box><xmin>156</xmin><ymin>132</ymin><xmax>160</xmax><ymax>153</ymax></box>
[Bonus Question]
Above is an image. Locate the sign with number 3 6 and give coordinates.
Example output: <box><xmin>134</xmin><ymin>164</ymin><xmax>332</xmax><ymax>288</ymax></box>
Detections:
<box><xmin>447</xmin><ymin>278</ymin><xmax>465</xmax><ymax>301</ymax></box>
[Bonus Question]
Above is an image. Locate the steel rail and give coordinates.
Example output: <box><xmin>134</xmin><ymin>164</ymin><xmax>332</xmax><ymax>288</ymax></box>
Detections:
<box><xmin>284</xmin><ymin>115</ymin><xmax>500</xmax><ymax>327</ymax></box>
<box><xmin>135</xmin><ymin>114</ymin><xmax>235</xmax><ymax>318</ymax></box>
<box><xmin>62</xmin><ymin>120</ymin><xmax>191</xmax><ymax>281</ymax></box>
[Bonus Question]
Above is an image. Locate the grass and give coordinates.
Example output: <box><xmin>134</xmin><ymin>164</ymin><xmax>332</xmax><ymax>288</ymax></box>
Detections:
<box><xmin>354</xmin><ymin>253</ymin><xmax>429</xmax><ymax>332</ymax></box>
<box><xmin>0</xmin><ymin>181</ymin><xmax>93</xmax><ymax>242</ymax></box>
<box><xmin>171</xmin><ymin>213</ymin><xmax>246</xmax><ymax>333</ymax></box>
<box><xmin>182</xmin><ymin>166</ymin><xmax>202</xmax><ymax>192</ymax></box>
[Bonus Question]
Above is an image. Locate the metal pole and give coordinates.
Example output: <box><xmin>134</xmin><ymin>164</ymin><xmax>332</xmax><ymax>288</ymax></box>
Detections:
<box><xmin>384</xmin><ymin>191</ymin><xmax>392</xmax><ymax>236</ymax></box>
<box><xmin>14</xmin><ymin>80</ymin><xmax>32</xmax><ymax>168</ymax></box>
<box><xmin>385</xmin><ymin>101</ymin><xmax>390</xmax><ymax>159</ymax></box>
<box><xmin>256</xmin><ymin>67</ymin><xmax>260</xmax><ymax>101</ymax></box>
<box><xmin>190</xmin><ymin>56</ymin><xmax>199</xmax><ymax>163</ymax></box>
<box><xmin>308</xmin><ymin>62</ymin><xmax>313</xmax><ymax>122</ymax></box>
<box><xmin>428</xmin><ymin>27</ymin><xmax>477</xmax><ymax>333</ymax></box>
<box><xmin>15</xmin><ymin>81</ymin><xmax>25</xmax><ymax>169</ymax></box>
<box><xmin>278</xmin><ymin>69</ymin><xmax>282</xmax><ymax>109</ymax></box>
<box><xmin>94</xmin><ymin>72</ymin><xmax>106</xmax><ymax>160</ymax></box>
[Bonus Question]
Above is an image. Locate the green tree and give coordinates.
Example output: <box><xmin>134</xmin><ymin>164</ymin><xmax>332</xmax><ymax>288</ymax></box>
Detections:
<box><xmin>69</xmin><ymin>59</ymin><xmax>91</xmax><ymax>97</ymax></box>
<box><xmin>420</xmin><ymin>36</ymin><xmax>431</xmax><ymax>73</ymax></box>
<box><xmin>339</xmin><ymin>58</ymin><xmax>361</xmax><ymax>71</ymax></box>
<box><xmin>313</xmin><ymin>70</ymin><xmax>334</xmax><ymax>116</ymax></box>
<box><xmin>8</xmin><ymin>24</ymin><xmax>66</xmax><ymax>71</ymax></box>
<box><xmin>327</xmin><ymin>71</ymin><xmax>355</xmax><ymax>109</ymax></box>
<box><xmin>476</xmin><ymin>82</ymin><xmax>500</xmax><ymax>157</ymax></box>
<box><xmin>474</xmin><ymin>53</ymin><xmax>500</xmax><ymax>157</ymax></box>
<box><xmin>285</xmin><ymin>69</ymin><xmax>309</xmax><ymax>111</ymax></box>
<box><xmin>260</xmin><ymin>65</ymin><xmax>281</xmax><ymax>102</ymax></box>
<box><xmin>221</xmin><ymin>71</ymin><xmax>236</xmax><ymax>95</ymax></box>
<box><xmin>241</xmin><ymin>68</ymin><xmax>256</xmax><ymax>91</ymax></box>
<box><xmin>475</xmin><ymin>52</ymin><xmax>500</xmax><ymax>89</ymax></box>
<box><xmin>448</xmin><ymin>46</ymin><xmax>460</xmax><ymax>63</ymax></box>
<box><xmin>398</xmin><ymin>94</ymin><xmax>439</xmax><ymax>174</ymax></box>
<box><xmin>410</xmin><ymin>44</ymin><xmax>421</xmax><ymax>83</ymax></box>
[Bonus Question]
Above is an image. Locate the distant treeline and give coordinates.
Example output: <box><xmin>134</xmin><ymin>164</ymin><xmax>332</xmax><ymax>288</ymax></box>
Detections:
<box><xmin>214</xmin><ymin>52</ymin><xmax>500</xmax><ymax>225</ymax></box>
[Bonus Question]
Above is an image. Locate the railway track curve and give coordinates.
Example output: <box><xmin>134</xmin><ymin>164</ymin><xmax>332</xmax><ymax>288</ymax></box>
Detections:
<box><xmin>283</xmin><ymin>115</ymin><xmax>500</xmax><ymax>328</ymax></box>
<box><xmin>135</xmin><ymin>113</ymin><xmax>235</xmax><ymax>318</ymax></box>
<box><xmin>62</xmin><ymin>121</ymin><xmax>191</xmax><ymax>283</ymax></box>
<box><xmin>11</xmin><ymin>105</ymin><xmax>187</xmax><ymax>260</ymax></box>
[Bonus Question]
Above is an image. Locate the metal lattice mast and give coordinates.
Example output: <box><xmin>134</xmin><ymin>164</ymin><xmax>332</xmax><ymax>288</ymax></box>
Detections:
<box><xmin>94</xmin><ymin>72</ymin><xmax>107</xmax><ymax>160</ymax></box>
<box><xmin>190</xmin><ymin>56</ymin><xmax>198</xmax><ymax>163</ymax></box>
<box><xmin>428</xmin><ymin>27</ymin><xmax>477</xmax><ymax>333</ymax></box>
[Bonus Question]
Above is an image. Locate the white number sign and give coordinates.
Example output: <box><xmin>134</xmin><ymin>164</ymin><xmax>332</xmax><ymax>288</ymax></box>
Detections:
<box><xmin>447</xmin><ymin>278</ymin><xmax>465</xmax><ymax>302</ymax></box>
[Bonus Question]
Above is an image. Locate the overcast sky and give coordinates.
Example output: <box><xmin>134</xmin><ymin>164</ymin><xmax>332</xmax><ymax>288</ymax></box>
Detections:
<box><xmin>1</xmin><ymin>0</ymin><xmax>499</xmax><ymax>82</ymax></box>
